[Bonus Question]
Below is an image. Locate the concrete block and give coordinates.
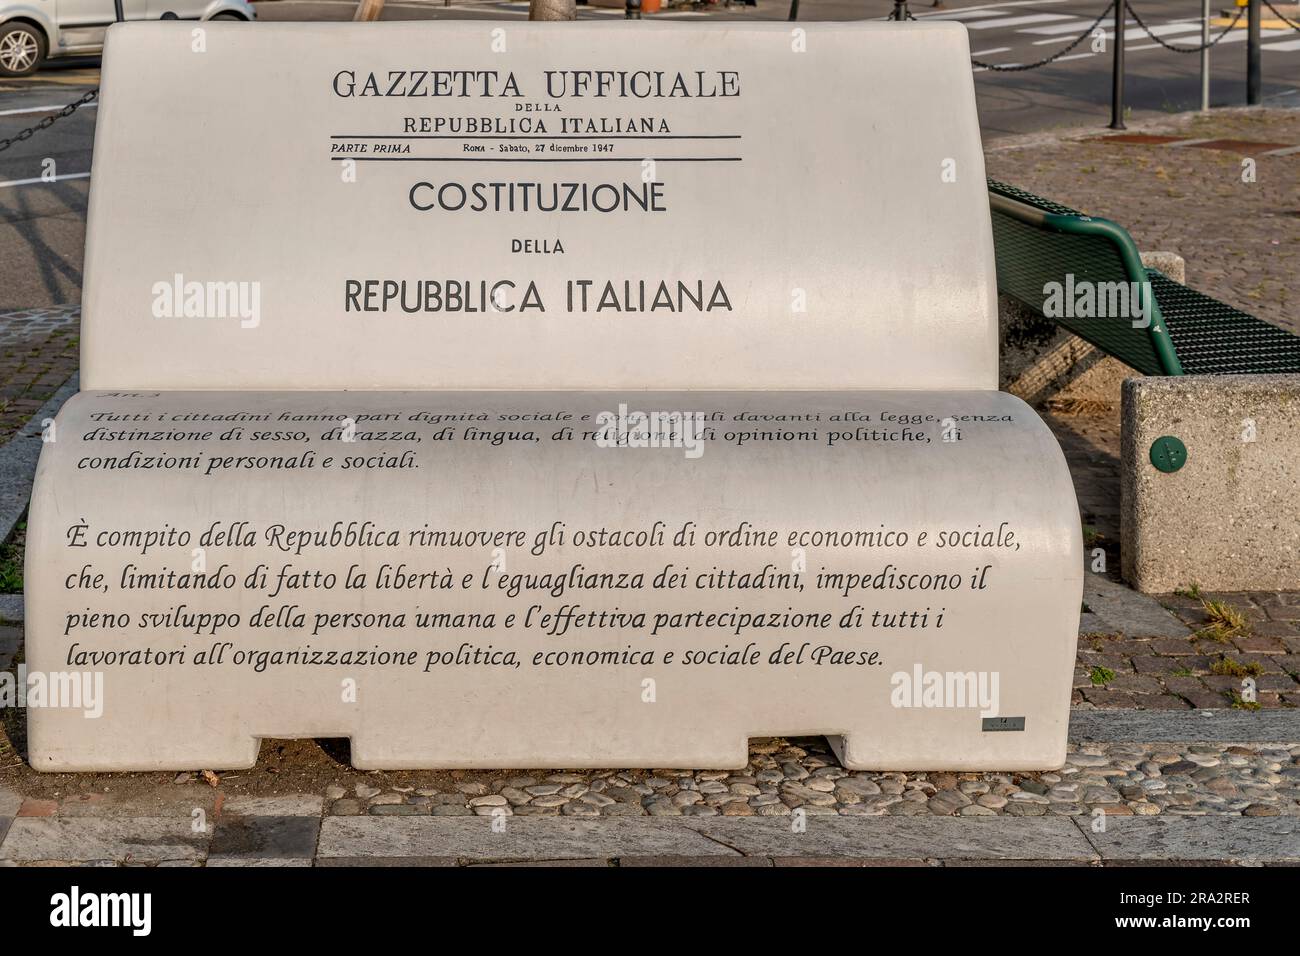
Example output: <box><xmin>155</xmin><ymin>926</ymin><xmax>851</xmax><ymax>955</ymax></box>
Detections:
<box><xmin>1122</xmin><ymin>375</ymin><xmax>1300</xmax><ymax>593</ymax></box>
<box><xmin>0</xmin><ymin>818</ymin><xmax>207</xmax><ymax>863</ymax></box>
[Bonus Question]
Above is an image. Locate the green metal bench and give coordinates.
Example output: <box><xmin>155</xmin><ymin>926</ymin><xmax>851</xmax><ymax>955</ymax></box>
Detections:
<box><xmin>988</xmin><ymin>179</ymin><xmax>1300</xmax><ymax>377</ymax></box>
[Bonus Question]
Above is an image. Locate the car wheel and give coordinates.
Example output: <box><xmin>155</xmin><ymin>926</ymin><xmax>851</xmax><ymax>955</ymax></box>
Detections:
<box><xmin>0</xmin><ymin>22</ymin><xmax>46</xmax><ymax>78</ymax></box>
<box><xmin>212</xmin><ymin>12</ymin><xmax>246</xmax><ymax>19</ymax></box>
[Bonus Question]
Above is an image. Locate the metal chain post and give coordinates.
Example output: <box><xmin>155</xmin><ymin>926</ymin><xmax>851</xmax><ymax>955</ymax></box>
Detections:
<box><xmin>1110</xmin><ymin>0</ymin><xmax>1126</xmax><ymax>128</ymax></box>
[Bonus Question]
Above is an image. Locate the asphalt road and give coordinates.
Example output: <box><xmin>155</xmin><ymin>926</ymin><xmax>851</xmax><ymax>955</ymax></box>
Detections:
<box><xmin>1</xmin><ymin>0</ymin><xmax>1298</xmax><ymax>311</ymax></box>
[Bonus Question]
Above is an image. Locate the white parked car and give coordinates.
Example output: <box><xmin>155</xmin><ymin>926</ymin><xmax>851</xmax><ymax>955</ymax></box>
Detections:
<box><xmin>0</xmin><ymin>0</ymin><xmax>255</xmax><ymax>76</ymax></box>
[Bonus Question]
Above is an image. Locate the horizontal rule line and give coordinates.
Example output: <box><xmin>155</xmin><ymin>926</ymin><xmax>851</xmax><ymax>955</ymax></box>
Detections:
<box><xmin>329</xmin><ymin>134</ymin><xmax>743</xmax><ymax>140</ymax></box>
<box><xmin>329</xmin><ymin>157</ymin><xmax>744</xmax><ymax>162</ymax></box>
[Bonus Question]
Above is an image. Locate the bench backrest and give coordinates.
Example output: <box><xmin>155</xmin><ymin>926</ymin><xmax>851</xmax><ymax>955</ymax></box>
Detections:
<box><xmin>82</xmin><ymin>20</ymin><xmax>995</xmax><ymax>391</ymax></box>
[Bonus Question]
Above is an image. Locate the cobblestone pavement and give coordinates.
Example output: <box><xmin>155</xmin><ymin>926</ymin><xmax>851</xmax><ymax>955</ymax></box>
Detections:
<box><xmin>0</xmin><ymin>304</ymin><xmax>78</xmax><ymax>443</ymax></box>
<box><xmin>1076</xmin><ymin>592</ymin><xmax>1300</xmax><ymax>711</ymax></box>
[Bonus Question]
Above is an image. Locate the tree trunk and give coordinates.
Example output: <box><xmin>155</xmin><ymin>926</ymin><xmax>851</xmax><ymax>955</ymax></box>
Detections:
<box><xmin>530</xmin><ymin>0</ymin><xmax>576</xmax><ymax>20</ymax></box>
<box><xmin>354</xmin><ymin>0</ymin><xmax>385</xmax><ymax>21</ymax></box>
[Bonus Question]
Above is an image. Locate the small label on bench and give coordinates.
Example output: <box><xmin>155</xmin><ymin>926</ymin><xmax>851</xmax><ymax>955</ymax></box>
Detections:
<box><xmin>982</xmin><ymin>716</ymin><xmax>1026</xmax><ymax>732</ymax></box>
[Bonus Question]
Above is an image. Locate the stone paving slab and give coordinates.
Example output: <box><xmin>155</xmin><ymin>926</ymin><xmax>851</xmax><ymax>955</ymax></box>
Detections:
<box><xmin>207</xmin><ymin>858</ymin><xmax>313</xmax><ymax>867</ymax></box>
<box><xmin>1080</xmin><ymin>817</ymin><xmax>1300</xmax><ymax>863</ymax></box>
<box><xmin>315</xmin><ymin>856</ymin><xmax>460</xmax><ymax>867</ymax></box>
<box><xmin>209</xmin><ymin>815</ymin><xmax>320</xmax><ymax>861</ymax></box>
<box><xmin>0</xmin><ymin>817</ymin><xmax>207</xmax><ymax>863</ymax></box>
<box><xmin>1069</xmin><ymin>709</ymin><xmax>1300</xmax><ymax>743</ymax></box>
<box><xmin>1083</xmin><ymin>572</ymin><xmax>1191</xmax><ymax>639</ymax></box>
<box><xmin>682</xmin><ymin>816</ymin><xmax>1097</xmax><ymax>861</ymax></box>
<box><xmin>39</xmin><ymin>789</ymin><xmax>223</xmax><ymax>818</ymax></box>
<box><xmin>221</xmin><ymin>794</ymin><xmax>324</xmax><ymax>816</ymax></box>
<box><xmin>2</xmin><ymin>807</ymin><xmax>1297</xmax><ymax>865</ymax></box>
<box><xmin>317</xmin><ymin>817</ymin><xmax>740</xmax><ymax>861</ymax></box>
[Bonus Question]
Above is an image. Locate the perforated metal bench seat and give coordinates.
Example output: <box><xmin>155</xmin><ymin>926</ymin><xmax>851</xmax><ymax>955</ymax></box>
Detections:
<box><xmin>988</xmin><ymin>179</ymin><xmax>1300</xmax><ymax>377</ymax></box>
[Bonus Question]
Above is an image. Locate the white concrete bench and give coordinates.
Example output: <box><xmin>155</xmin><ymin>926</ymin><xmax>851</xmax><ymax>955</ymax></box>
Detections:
<box><xmin>26</xmin><ymin>20</ymin><xmax>1082</xmax><ymax>771</ymax></box>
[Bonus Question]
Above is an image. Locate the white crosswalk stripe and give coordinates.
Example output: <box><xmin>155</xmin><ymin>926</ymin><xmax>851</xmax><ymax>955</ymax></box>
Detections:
<box><xmin>967</xmin><ymin>13</ymin><xmax>1074</xmax><ymax>29</ymax></box>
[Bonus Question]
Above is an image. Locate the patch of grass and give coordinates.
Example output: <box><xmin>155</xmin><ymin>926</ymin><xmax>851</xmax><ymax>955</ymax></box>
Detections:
<box><xmin>1196</xmin><ymin>599</ymin><xmax>1248</xmax><ymax>642</ymax></box>
<box><xmin>1229</xmin><ymin>690</ymin><xmax>1262</xmax><ymax>712</ymax></box>
<box><xmin>1090</xmin><ymin>666</ymin><xmax>1117</xmax><ymax>686</ymax></box>
<box><xmin>1082</xmin><ymin>525</ymin><xmax>1101</xmax><ymax>548</ymax></box>
<box><xmin>1170</xmin><ymin>667</ymin><xmax>1195</xmax><ymax>677</ymax></box>
<box><xmin>0</xmin><ymin>521</ymin><xmax>23</xmax><ymax>594</ymax></box>
<box><xmin>1211</xmin><ymin>657</ymin><xmax>1263</xmax><ymax>678</ymax></box>
<box><xmin>1174</xmin><ymin>582</ymin><xmax>1203</xmax><ymax>600</ymax></box>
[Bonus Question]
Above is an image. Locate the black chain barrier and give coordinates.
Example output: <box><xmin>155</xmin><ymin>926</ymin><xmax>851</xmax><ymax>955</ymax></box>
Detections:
<box><xmin>0</xmin><ymin>88</ymin><xmax>98</xmax><ymax>155</ymax></box>
<box><xmin>968</xmin><ymin>1</ymin><xmax>1264</xmax><ymax>71</ymax></box>
<box><xmin>971</xmin><ymin>2</ymin><xmax>1115</xmax><ymax>71</ymax></box>
<box><xmin>1126</xmin><ymin>2</ymin><xmax>1244</xmax><ymax>52</ymax></box>
<box><xmin>1262</xmin><ymin>0</ymin><xmax>1300</xmax><ymax>32</ymax></box>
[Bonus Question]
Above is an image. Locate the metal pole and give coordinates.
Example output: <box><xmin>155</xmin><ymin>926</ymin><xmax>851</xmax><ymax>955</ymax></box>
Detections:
<box><xmin>1247</xmin><ymin>0</ymin><xmax>1261</xmax><ymax>105</ymax></box>
<box><xmin>1109</xmin><ymin>0</ymin><xmax>1126</xmax><ymax>129</ymax></box>
<box><xmin>788</xmin><ymin>0</ymin><xmax>798</xmax><ymax>20</ymax></box>
<box><xmin>1200</xmin><ymin>0</ymin><xmax>1210</xmax><ymax>110</ymax></box>
<box><xmin>114</xmin><ymin>0</ymin><xmax>124</xmax><ymax>20</ymax></box>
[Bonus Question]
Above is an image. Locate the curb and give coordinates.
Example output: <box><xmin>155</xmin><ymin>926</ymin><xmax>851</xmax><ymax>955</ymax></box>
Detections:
<box><xmin>1069</xmin><ymin>708</ymin><xmax>1300</xmax><ymax>743</ymax></box>
<box><xmin>1</xmin><ymin>815</ymin><xmax>1296</xmax><ymax>866</ymax></box>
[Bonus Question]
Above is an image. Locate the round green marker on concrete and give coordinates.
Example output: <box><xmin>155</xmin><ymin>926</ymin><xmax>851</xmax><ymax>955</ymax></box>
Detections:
<box><xmin>1149</xmin><ymin>436</ymin><xmax>1187</xmax><ymax>473</ymax></box>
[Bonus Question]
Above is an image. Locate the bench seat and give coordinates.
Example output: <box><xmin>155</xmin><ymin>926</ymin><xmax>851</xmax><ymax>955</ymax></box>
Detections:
<box><xmin>989</xmin><ymin>179</ymin><xmax>1300</xmax><ymax>376</ymax></box>
<box><xmin>30</xmin><ymin>388</ymin><xmax>1080</xmax><ymax>771</ymax></box>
